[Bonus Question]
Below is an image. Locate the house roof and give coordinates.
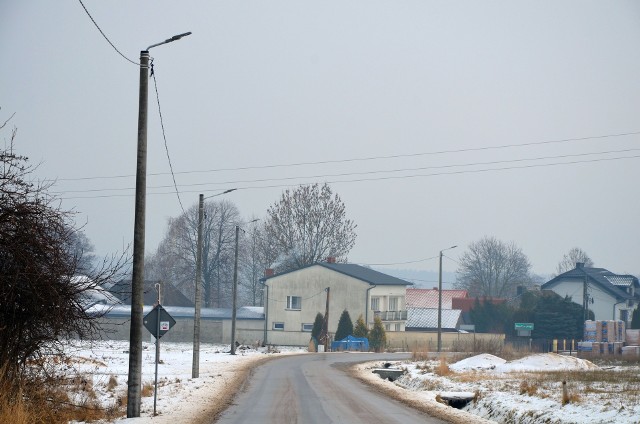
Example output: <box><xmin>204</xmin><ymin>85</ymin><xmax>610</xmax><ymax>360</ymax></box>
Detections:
<box><xmin>406</xmin><ymin>308</ymin><xmax>462</xmax><ymax>330</ymax></box>
<box><xmin>262</xmin><ymin>262</ymin><xmax>413</xmax><ymax>286</ymax></box>
<box><xmin>406</xmin><ymin>288</ymin><xmax>468</xmax><ymax>309</ymax></box>
<box><xmin>542</xmin><ymin>266</ymin><xmax>636</xmax><ymax>301</ymax></box>
<box><xmin>108</xmin><ymin>280</ymin><xmax>195</xmax><ymax>307</ymax></box>
<box><xmin>89</xmin><ymin>304</ymin><xmax>265</xmax><ymax>320</ymax></box>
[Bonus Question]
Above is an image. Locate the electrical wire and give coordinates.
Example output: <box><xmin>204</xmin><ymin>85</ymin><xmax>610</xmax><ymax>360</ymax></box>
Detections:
<box><xmin>150</xmin><ymin>60</ymin><xmax>185</xmax><ymax>213</ymax></box>
<box><xmin>51</xmin><ymin>148</ymin><xmax>640</xmax><ymax>195</ymax></box>
<box><xmin>56</xmin><ymin>152</ymin><xmax>640</xmax><ymax>200</ymax></box>
<box><xmin>358</xmin><ymin>255</ymin><xmax>439</xmax><ymax>266</ymax></box>
<box><xmin>53</xmin><ymin>130</ymin><xmax>640</xmax><ymax>182</ymax></box>
<box><xmin>77</xmin><ymin>0</ymin><xmax>139</xmax><ymax>66</ymax></box>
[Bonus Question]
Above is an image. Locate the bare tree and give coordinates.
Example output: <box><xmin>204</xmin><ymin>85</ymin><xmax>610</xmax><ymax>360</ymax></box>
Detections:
<box><xmin>0</xmin><ymin>128</ymin><xmax>127</xmax><ymax>382</ymax></box>
<box><xmin>265</xmin><ymin>183</ymin><xmax>357</xmax><ymax>272</ymax></box>
<box><xmin>455</xmin><ymin>236</ymin><xmax>532</xmax><ymax>298</ymax></box>
<box><xmin>67</xmin><ymin>229</ymin><xmax>97</xmax><ymax>275</ymax></box>
<box><xmin>238</xmin><ymin>221</ymin><xmax>272</xmax><ymax>306</ymax></box>
<box><xmin>556</xmin><ymin>247</ymin><xmax>594</xmax><ymax>275</ymax></box>
<box><xmin>146</xmin><ymin>199</ymin><xmax>240</xmax><ymax>307</ymax></box>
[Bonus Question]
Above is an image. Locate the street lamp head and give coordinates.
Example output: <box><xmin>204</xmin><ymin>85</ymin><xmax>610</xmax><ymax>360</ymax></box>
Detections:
<box><xmin>203</xmin><ymin>188</ymin><xmax>237</xmax><ymax>200</ymax></box>
<box><xmin>147</xmin><ymin>31</ymin><xmax>192</xmax><ymax>51</ymax></box>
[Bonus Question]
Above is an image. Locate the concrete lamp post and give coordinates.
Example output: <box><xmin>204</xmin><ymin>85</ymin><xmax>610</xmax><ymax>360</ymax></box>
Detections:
<box><xmin>437</xmin><ymin>245</ymin><xmax>457</xmax><ymax>353</ymax></box>
<box><xmin>230</xmin><ymin>219</ymin><xmax>259</xmax><ymax>355</ymax></box>
<box><xmin>192</xmin><ymin>189</ymin><xmax>237</xmax><ymax>378</ymax></box>
<box><xmin>128</xmin><ymin>31</ymin><xmax>191</xmax><ymax>418</ymax></box>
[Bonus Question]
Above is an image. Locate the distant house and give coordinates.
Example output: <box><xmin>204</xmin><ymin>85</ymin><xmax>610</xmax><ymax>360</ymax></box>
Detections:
<box><xmin>541</xmin><ymin>263</ymin><xmax>639</xmax><ymax>324</ymax></box>
<box><xmin>108</xmin><ymin>280</ymin><xmax>194</xmax><ymax>307</ymax></box>
<box><xmin>262</xmin><ymin>260</ymin><xmax>412</xmax><ymax>346</ymax></box>
<box><xmin>404</xmin><ymin>288</ymin><xmax>467</xmax><ymax>331</ymax></box>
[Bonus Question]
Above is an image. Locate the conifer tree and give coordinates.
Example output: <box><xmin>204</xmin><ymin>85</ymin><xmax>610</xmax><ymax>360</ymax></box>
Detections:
<box><xmin>335</xmin><ymin>310</ymin><xmax>353</xmax><ymax>341</ymax></box>
<box><xmin>353</xmin><ymin>314</ymin><xmax>368</xmax><ymax>338</ymax></box>
<box><xmin>369</xmin><ymin>316</ymin><xmax>387</xmax><ymax>352</ymax></box>
<box><xmin>311</xmin><ymin>312</ymin><xmax>324</xmax><ymax>340</ymax></box>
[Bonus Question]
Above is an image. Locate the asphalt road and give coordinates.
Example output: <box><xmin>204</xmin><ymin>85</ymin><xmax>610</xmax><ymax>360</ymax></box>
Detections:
<box><xmin>215</xmin><ymin>352</ymin><xmax>447</xmax><ymax>424</ymax></box>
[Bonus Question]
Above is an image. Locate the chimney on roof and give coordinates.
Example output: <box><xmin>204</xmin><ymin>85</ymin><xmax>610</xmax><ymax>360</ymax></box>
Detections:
<box><xmin>326</xmin><ymin>256</ymin><xmax>336</xmax><ymax>263</ymax></box>
<box><xmin>576</xmin><ymin>262</ymin><xmax>585</xmax><ymax>269</ymax></box>
<box><xmin>265</xmin><ymin>268</ymin><xmax>274</xmax><ymax>277</ymax></box>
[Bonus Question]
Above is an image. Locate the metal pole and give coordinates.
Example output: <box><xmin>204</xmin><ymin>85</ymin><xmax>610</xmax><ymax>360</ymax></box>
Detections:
<box><xmin>231</xmin><ymin>225</ymin><xmax>239</xmax><ymax>355</ymax></box>
<box><xmin>323</xmin><ymin>287</ymin><xmax>331</xmax><ymax>352</ymax></box>
<box><xmin>127</xmin><ymin>49</ymin><xmax>149</xmax><ymax>418</ymax></box>
<box><xmin>437</xmin><ymin>250</ymin><xmax>443</xmax><ymax>353</ymax></box>
<box><xmin>192</xmin><ymin>194</ymin><xmax>204</xmax><ymax>377</ymax></box>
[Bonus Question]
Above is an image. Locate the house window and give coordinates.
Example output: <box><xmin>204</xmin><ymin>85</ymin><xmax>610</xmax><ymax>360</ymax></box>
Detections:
<box><xmin>620</xmin><ymin>309</ymin><xmax>629</xmax><ymax>323</ymax></box>
<box><xmin>389</xmin><ymin>297</ymin><xmax>399</xmax><ymax>311</ymax></box>
<box><xmin>371</xmin><ymin>297</ymin><xmax>380</xmax><ymax>311</ymax></box>
<box><xmin>273</xmin><ymin>322</ymin><xmax>284</xmax><ymax>330</ymax></box>
<box><xmin>301</xmin><ymin>323</ymin><xmax>314</xmax><ymax>332</ymax></box>
<box><xmin>384</xmin><ymin>324</ymin><xmax>391</xmax><ymax>331</ymax></box>
<box><xmin>394</xmin><ymin>323</ymin><xmax>401</xmax><ymax>331</ymax></box>
<box><xmin>286</xmin><ymin>295</ymin><xmax>302</xmax><ymax>310</ymax></box>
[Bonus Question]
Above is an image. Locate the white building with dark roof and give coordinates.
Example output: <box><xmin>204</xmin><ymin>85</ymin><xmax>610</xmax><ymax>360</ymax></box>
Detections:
<box><xmin>541</xmin><ymin>263</ymin><xmax>639</xmax><ymax>323</ymax></box>
<box><xmin>262</xmin><ymin>260</ymin><xmax>412</xmax><ymax>346</ymax></box>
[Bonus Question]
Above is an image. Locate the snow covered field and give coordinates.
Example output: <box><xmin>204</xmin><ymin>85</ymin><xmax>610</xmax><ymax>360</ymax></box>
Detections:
<box><xmin>63</xmin><ymin>340</ymin><xmax>640</xmax><ymax>424</ymax></box>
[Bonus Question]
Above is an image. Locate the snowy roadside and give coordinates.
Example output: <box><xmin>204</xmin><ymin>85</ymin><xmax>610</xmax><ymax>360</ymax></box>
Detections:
<box><xmin>64</xmin><ymin>340</ymin><xmax>306</xmax><ymax>423</ymax></box>
<box><xmin>64</xmin><ymin>340</ymin><xmax>640</xmax><ymax>424</ymax></box>
<box><xmin>355</xmin><ymin>353</ymin><xmax>640</xmax><ymax>424</ymax></box>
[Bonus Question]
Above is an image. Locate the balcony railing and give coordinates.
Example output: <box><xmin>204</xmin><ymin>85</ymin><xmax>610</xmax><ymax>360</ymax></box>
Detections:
<box><xmin>374</xmin><ymin>310</ymin><xmax>407</xmax><ymax>321</ymax></box>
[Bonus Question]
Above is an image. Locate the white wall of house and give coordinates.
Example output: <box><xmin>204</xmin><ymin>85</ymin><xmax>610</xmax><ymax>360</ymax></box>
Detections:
<box><xmin>265</xmin><ymin>265</ymin><xmax>407</xmax><ymax>346</ymax></box>
<box><xmin>548</xmin><ymin>279</ymin><xmax>628</xmax><ymax>321</ymax></box>
<box><xmin>368</xmin><ymin>285</ymin><xmax>407</xmax><ymax>331</ymax></box>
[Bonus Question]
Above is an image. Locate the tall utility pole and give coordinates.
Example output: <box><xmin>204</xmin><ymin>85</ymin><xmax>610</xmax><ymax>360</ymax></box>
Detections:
<box><xmin>191</xmin><ymin>189</ymin><xmax>236</xmax><ymax>376</ymax></box>
<box><xmin>231</xmin><ymin>225</ymin><xmax>240</xmax><ymax>355</ymax></box>
<box><xmin>192</xmin><ymin>194</ymin><xmax>204</xmax><ymax>377</ymax></box>
<box><xmin>127</xmin><ymin>49</ymin><xmax>149</xmax><ymax>418</ymax></box>
<box><xmin>230</xmin><ymin>218</ymin><xmax>258</xmax><ymax>355</ymax></box>
<box><xmin>437</xmin><ymin>245</ymin><xmax>457</xmax><ymax>353</ymax></box>
<box><xmin>127</xmin><ymin>32</ymin><xmax>191</xmax><ymax>418</ymax></box>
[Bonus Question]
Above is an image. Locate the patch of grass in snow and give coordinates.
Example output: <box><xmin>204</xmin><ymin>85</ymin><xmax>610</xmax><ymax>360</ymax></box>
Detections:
<box><xmin>435</xmin><ymin>357</ymin><xmax>452</xmax><ymax>377</ymax></box>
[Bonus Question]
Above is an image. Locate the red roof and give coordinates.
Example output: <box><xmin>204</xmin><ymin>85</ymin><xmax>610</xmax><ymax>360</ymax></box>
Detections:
<box><xmin>406</xmin><ymin>288</ymin><xmax>468</xmax><ymax>309</ymax></box>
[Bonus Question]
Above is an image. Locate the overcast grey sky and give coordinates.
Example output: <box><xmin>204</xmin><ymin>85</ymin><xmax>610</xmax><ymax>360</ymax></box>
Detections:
<box><xmin>1</xmin><ymin>1</ymin><xmax>639</xmax><ymax>278</ymax></box>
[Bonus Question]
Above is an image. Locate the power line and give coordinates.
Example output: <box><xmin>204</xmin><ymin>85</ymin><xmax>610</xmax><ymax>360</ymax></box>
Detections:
<box><xmin>358</xmin><ymin>256</ymin><xmax>440</xmax><ymax>266</ymax></box>
<box><xmin>57</xmin><ymin>153</ymin><xmax>640</xmax><ymax>200</ymax></box>
<box><xmin>53</xmin><ymin>148</ymin><xmax>640</xmax><ymax>195</ymax></box>
<box><xmin>77</xmin><ymin>0</ymin><xmax>138</xmax><ymax>66</ymax></box>
<box><xmin>151</xmin><ymin>60</ymin><xmax>185</xmax><ymax>213</ymax></box>
<box><xmin>53</xmin><ymin>130</ymin><xmax>640</xmax><ymax>182</ymax></box>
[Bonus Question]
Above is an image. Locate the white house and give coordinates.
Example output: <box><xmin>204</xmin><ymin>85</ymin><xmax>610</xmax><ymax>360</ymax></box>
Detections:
<box><xmin>262</xmin><ymin>260</ymin><xmax>412</xmax><ymax>346</ymax></box>
<box><xmin>541</xmin><ymin>263</ymin><xmax>639</xmax><ymax>324</ymax></box>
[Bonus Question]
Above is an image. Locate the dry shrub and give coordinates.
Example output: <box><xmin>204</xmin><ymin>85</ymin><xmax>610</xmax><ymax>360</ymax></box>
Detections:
<box><xmin>435</xmin><ymin>357</ymin><xmax>451</xmax><ymax>377</ymax></box>
<box><xmin>411</xmin><ymin>345</ymin><xmax>430</xmax><ymax>361</ymax></box>
<box><xmin>141</xmin><ymin>382</ymin><xmax>154</xmax><ymax>397</ymax></box>
<box><xmin>520</xmin><ymin>380</ymin><xmax>538</xmax><ymax>396</ymax></box>
<box><xmin>107</xmin><ymin>375</ymin><xmax>118</xmax><ymax>392</ymax></box>
<box><xmin>0</xmin><ymin>361</ymin><xmax>124</xmax><ymax>424</ymax></box>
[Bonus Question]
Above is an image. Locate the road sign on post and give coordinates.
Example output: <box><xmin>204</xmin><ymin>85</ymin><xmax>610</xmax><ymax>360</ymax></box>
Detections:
<box><xmin>144</xmin><ymin>305</ymin><xmax>176</xmax><ymax>339</ymax></box>
<box><xmin>143</xmin><ymin>304</ymin><xmax>176</xmax><ymax>416</ymax></box>
<box><xmin>514</xmin><ymin>323</ymin><xmax>534</xmax><ymax>331</ymax></box>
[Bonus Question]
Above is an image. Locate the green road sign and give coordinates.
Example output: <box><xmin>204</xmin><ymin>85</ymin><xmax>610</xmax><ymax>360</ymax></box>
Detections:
<box><xmin>514</xmin><ymin>322</ymin><xmax>534</xmax><ymax>330</ymax></box>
